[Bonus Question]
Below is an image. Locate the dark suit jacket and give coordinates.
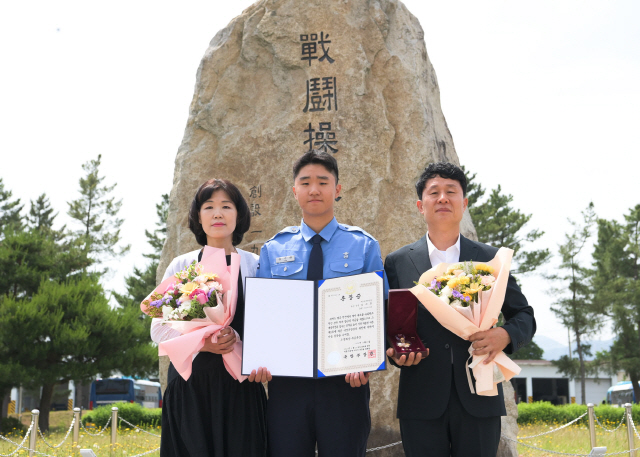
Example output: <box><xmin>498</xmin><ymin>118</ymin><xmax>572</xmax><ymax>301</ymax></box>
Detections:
<box><xmin>384</xmin><ymin>235</ymin><xmax>536</xmax><ymax>420</ymax></box>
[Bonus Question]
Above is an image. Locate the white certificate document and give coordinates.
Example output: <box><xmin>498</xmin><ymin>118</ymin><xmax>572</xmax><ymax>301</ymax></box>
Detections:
<box><xmin>242</xmin><ymin>272</ymin><xmax>385</xmax><ymax>378</ymax></box>
<box><xmin>242</xmin><ymin>277</ymin><xmax>316</xmax><ymax>377</ymax></box>
<box><xmin>317</xmin><ymin>272</ymin><xmax>385</xmax><ymax>376</ymax></box>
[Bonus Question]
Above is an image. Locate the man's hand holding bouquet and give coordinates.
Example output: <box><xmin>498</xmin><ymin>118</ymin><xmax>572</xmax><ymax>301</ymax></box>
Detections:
<box><xmin>410</xmin><ymin>247</ymin><xmax>520</xmax><ymax>396</ymax></box>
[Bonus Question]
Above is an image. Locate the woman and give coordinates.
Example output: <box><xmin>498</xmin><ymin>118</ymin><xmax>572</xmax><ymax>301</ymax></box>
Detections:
<box><xmin>151</xmin><ymin>179</ymin><xmax>267</xmax><ymax>457</ymax></box>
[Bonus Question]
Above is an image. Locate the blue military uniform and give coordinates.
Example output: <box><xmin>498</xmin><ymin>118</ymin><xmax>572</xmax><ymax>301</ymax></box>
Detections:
<box><xmin>257</xmin><ymin>217</ymin><xmax>389</xmax><ymax>457</ymax></box>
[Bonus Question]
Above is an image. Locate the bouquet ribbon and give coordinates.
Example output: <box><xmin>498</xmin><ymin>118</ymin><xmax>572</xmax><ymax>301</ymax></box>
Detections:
<box><xmin>142</xmin><ymin>246</ymin><xmax>247</xmax><ymax>382</ymax></box>
<box><xmin>409</xmin><ymin>247</ymin><xmax>521</xmax><ymax>396</ymax></box>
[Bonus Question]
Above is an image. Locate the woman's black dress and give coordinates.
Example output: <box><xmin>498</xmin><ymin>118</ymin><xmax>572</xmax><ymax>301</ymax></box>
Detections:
<box><xmin>161</xmin><ymin>255</ymin><xmax>268</xmax><ymax>457</ymax></box>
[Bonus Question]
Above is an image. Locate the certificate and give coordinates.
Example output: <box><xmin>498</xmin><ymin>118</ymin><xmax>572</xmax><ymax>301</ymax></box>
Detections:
<box><xmin>241</xmin><ymin>271</ymin><xmax>386</xmax><ymax>378</ymax></box>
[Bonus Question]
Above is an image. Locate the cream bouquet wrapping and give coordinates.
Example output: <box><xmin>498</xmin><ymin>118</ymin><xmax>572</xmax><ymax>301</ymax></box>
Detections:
<box><xmin>409</xmin><ymin>247</ymin><xmax>521</xmax><ymax>396</ymax></box>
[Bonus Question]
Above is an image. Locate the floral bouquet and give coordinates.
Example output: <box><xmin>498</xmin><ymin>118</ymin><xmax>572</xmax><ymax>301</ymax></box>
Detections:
<box><xmin>425</xmin><ymin>261</ymin><xmax>496</xmax><ymax>328</ymax></box>
<box><xmin>140</xmin><ymin>246</ymin><xmax>246</xmax><ymax>382</ymax></box>
<box><xmin>409</xmin><ymin>247</ymin><xmax>520</xmax><ymax>396</ymax></box>
<box><xmin>142</xmin><ymin>261</ymin><xmax>224</xmax><ymax>322</ymax></box>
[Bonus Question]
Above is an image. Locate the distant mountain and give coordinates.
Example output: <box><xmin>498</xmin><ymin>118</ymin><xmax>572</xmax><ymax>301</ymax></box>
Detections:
<box><xmin>533</xmin><ymin>335</ymin><xmax>614</xmax><ymax>361</ymax></box>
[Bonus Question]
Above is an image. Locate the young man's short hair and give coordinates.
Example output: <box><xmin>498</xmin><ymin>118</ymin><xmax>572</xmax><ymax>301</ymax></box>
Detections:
<box><xmin>415</xmin><ymin>162</ymin><xmax>467</xmax><ymax>198</ymax></box>
<box><xmin>293</xmin><ymin>149</ymin><xmax>339</xmax><ymax>183</ymax></box>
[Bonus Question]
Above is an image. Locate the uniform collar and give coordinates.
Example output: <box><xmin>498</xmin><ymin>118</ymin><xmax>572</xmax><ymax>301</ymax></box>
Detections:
<box><xmin>301</xmin><ymin>217</ymin><xmax>339</xmax><ymax>242</ymax></box>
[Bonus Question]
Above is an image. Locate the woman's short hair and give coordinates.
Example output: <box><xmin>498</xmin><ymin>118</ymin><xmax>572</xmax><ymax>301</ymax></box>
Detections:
<box><xmin>188</xmin><ymin>179</ymin><xmax>251</xmax><ymax>246</ymax></box>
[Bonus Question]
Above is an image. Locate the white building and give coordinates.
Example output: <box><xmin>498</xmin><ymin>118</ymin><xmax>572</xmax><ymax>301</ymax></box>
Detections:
<box><xmin>511</xmin><ymin>360</ymin><xmax>624</xmax><ymax>405</ymax></box>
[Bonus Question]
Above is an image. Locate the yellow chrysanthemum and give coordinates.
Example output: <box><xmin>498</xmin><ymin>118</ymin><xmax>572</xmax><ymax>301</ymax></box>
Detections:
<box><xmin>179</xmin><ymin>282</ymin><xmax>199</xmax><ymax>295</ymax></box>
<box><xmin>446</xmin><ymin>264</ymin><xmax>463</xmax><ymax>275</ymax></box>
<box><xmin>448</xmin><ymin>278</ymin><xmax>459</xmax><ymax>289</ymax></box>
<box><xmin>437</xmin><ymin>275</ymin><xmax>452</xmax><ymax>283</ymax></box>
<box><xmin>467</xmin><ymin>284</ymin><xmax>483</xmax><ymax>295</ymax></box>
<box><xmin>462</xmin><ymin>293</ymin><xmax>472</xmax><ymax>301</ymax></box>
<box><xmin>475</xmin><ymin>263</ymin><xmax>494</xmax><ymax>273</ymax></box>
<box><xmin>457</xmin><ymin>276</ymin><xmax>470</xmax><ymax>285</ymax></box>
<box><xmin>203</xmin><ymin>273</ymin><xmax>218</xmax><ymax>281</ymax></box>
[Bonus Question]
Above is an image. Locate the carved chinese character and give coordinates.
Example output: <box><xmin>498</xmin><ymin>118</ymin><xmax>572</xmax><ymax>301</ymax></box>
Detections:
<box><xmin>300</xmin><ymin>32</ymin><xmax>334</xmax><ymax>66</ymax></box>
<box><xmin>318</xmin><ymin>32</ymin><xmax>334</xmax><ymax>64</ymax></box>
<box><xmin>304</xmin><ymin>122</ymin><xmax>338</xmax><ymax>154</ymax></box>
<box><xmin>250</xmin><ymin>203</ymin><xmax>261</xmax><ymax>217</ymax></box>
<box><xmin>249</xmin><ymin>185</ymin><xmax>262</xmax><ymax>198</ymax></box>
<box><xmin>303</xmin><ymin>77</ymin><xmax>337</xmax><ymax>112</ymax></box>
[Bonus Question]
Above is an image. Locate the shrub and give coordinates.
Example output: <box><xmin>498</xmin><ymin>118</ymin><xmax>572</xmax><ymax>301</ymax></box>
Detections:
<box><xmin>81</xmin><ymin>403</ymin><xmax>161</xmax><ymax>428</ymax></box>
<box><xmin>0</xmin><ymin>416</ymin><xmax>27</xmax><ymax>436</ymax></box>
<box><xmin>517</xmin><ymin>401</ymin><xmax>640</xmax><ymax>425</ymax></box>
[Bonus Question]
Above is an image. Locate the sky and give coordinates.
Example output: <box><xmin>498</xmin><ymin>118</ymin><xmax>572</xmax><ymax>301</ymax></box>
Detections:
<box><xmin>1</xmin><ymin>0</ymin><xmax>638</xmax><ymax>348</ymax></box>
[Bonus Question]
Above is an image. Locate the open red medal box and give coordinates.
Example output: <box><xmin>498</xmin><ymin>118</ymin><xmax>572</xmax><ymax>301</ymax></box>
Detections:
<box><xmin>387</xmin><ymin>289</ymin><xmax>429</xmax><ymax>358</ymax></box>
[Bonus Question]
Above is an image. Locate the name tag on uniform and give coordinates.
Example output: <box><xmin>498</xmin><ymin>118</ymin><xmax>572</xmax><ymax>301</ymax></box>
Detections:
<box><xmin>276</xmin><ymin>255</ymin><xmax>295</xmax><ymax>264</ymax></box>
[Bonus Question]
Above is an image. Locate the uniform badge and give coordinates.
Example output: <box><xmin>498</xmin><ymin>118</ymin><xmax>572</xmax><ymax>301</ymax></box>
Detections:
<box><xmin>276</xmin><ymin>255</ymin><xmax>295</xmax><ymax>264</ymax></box>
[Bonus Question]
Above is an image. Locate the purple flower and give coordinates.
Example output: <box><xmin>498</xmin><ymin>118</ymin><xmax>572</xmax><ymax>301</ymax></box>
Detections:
<box><xmin>452</xmin><ymin>290</ymin><xmax>463</xmax><ymax>299</ymax></box>
<box><xmin>428</xmin><ymin>279</ymin><xmax>442</xmax><ymax>291</ymax></box>
<box><xmin>150</xmin><ymin>299</ymin><xmax>163</xmax><ymax>308</ymax></box>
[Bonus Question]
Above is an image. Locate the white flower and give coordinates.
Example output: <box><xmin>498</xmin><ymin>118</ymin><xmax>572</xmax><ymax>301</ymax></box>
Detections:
<box><xmin>193</xmin><ymin>275</ymin><xmax>207</xmax><ymax>284</ymax></box>
<box><xmin>162</xmin><ymin>305</ymin><xmax>174</xmax><ymax>320</ymax></box>
<box><xmin>179</xmin><ymin>301</ymin><xmax>192</xmax><ymax>313</ymax></box>
<box><xmin>439</xmin><ymin>295</ymin><xmax>450</xmax><ymax>305</ymax></box>
<box><xmin>198</xmin><ymin>284</ymin><xmax>210</xmax><ymax>293</ymax></box>
<box><xmin>440</xmin><ymin>286</ymin><xmax>452</xmax><ymax>298</ymax></box>
<box><xmin>207</xmin><ymin>281</ymin><xmax>223</xmax><ymax>292</ymax></box>
<box><xmin>451</xmin><ymin>299</ymin><xmax>463</xmax><ymax>307</ymax></box>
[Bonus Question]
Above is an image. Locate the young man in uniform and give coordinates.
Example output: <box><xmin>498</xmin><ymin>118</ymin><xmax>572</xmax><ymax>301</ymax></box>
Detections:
<box><xmin>384</xmin><ymin>162</ymin><xmax>536</xmax><ymax>457</ymax></box>
<box><xmin>254</xmin><ymin>149</ymin><xmax>389</xmax><ymax>457</ymax></box>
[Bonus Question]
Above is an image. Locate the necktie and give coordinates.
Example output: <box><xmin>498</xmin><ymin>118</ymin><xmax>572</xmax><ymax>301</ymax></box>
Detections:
<box><xmin>307</xmin><ymin>234</ymin><xmax>324</xmax><ymax>280</ymax></box>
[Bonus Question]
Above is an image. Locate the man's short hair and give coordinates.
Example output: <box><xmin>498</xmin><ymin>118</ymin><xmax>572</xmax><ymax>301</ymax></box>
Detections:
<box><xmin>293</xmin><ymin>149</ymin><xmax>339</xmax><ymax>183</ymax></box>
<box><xmin>415</xmin><ymin>162</ymin><xmax>467</xmax><ymax>198</ymax></box>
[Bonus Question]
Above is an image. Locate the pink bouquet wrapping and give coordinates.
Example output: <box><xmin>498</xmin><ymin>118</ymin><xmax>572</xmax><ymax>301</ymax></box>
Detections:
<box><xmin>140</xmin><ymin>246</ymin><xmax>246</xmax><ymax>382</ymax></box>
<box><xmin>409</xmin><ymin>247</ymin><xmax>520</xmax><ymax>396</ymax></box>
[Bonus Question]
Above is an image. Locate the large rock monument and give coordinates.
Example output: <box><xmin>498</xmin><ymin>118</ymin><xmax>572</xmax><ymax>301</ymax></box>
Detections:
<box><xmin>160</xmin><ymin>0</ymin><xmax>517</xmax><ymax>455</ymax></box>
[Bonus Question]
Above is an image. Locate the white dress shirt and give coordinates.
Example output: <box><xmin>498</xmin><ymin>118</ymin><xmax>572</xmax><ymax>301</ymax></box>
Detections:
<box><xmin>426</xmin><ymin>232</ymin><xmax>461</xmax><ymax>267</ymax></box>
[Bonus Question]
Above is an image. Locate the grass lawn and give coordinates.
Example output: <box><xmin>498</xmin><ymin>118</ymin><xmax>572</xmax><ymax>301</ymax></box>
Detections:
<box><xmin>516</xmin><ymin>422</ymin><xmax>636</xmax><ymax>456</ymax></box>
<box><xmin>2</xmin><ymin>412</ymin><xmax>638</xmax><ymax>456</ymax></box>
<box><xmin>2</xmin><ymin>410</ymin><xmax>160</xmax><ymax>457</ymax></box>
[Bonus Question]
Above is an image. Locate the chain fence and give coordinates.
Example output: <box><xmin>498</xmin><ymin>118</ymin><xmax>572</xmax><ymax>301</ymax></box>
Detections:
<box><xmin>1</xmin><ymin>404</ymin><xmax>638</xmax><ymax>456</ymax></box>
<box><xmin>594</xmin><ymin>410</ymin><xmax>628</xmax><ymax>433</ymax></box>
<box><xmin>37</xmin><ymin>416</ymin><xmax>75</xmax><ymax>449</ymax></box>
<box><xmin>0</xmin><ymin>421</ymin><xmax>34</xmax><ymax>457</ymax></box>
<box><xmin>80</xmin><ymin>416</ymin><xmax>111</xmax><ymax>437</ymax></box>
<box><xmin>517</xmin><ymin>411</ymin><xmax>588</xmax><ymax>439</ymax></box>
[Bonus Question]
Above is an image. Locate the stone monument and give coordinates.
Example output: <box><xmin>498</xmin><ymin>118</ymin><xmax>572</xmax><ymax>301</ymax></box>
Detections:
<box><xmin>159</xmin><ymin>0</ymin><xmax>518</xmax><ymax>455</ymax></box>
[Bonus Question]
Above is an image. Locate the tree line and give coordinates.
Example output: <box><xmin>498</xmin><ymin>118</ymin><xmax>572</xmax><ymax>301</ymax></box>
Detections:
<box><xmin>465</xmin><ymin>168</ymin><xmax>640</xmax><ymax>405</ymax></box>
<box><xmin>0</xmin><ymin>156</ymin><xmax>165</xmax><ymax>431</ymax></box>
<box><xmin>0</xmin><ymin>160</ymin><xmax>637</xmax><ymax>434</ymax></box>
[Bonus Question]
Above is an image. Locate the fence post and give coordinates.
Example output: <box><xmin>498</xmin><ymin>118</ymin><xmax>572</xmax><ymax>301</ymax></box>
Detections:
<box><xmin>29</xmin><ymin>409</ymin><xmax>38</xmax><ymax>457</ymax></box>
<box><xmin>626</xmin><ymin>403</ymin><xmax>636</xmax><ymax>457</ymax></box>
<box><xmin>110</xmin><ymin>406</ymin><xmax>118</xmax><ymax>450</ymax></box>
<box><xmin>587</xmin><ymin>403</ymin><xmax>596</xmax><ymax>449</ymax></box>
<box><xmin>73</xmin><ymin>407</ymin><xmax>81</xmax><ymax>447</ymax></box>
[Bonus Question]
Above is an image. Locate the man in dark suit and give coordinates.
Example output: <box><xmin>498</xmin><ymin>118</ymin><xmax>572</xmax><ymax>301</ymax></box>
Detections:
<box><xmin>384</xmin><ymin>162</ymin><xmax>536</xmax><ymax>457</ymax></box>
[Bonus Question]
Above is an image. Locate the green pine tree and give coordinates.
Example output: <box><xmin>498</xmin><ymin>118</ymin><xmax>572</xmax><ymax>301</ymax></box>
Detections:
<box><xmin>464</xmin><ymin>168</ymin><xmax>550</xmax><ymax>277</ymax></box>
<box><xmin>143</xmin><ymin>193</ymin><xmax>169</xmax><ymax>262</ymax></box>
<box><xmin>0</xmin><ymin>275</ymin><xmax>157</xmax><ymax>432</ymax></box>
<box><xmin>0</xmin><ymin>178</ymin><xmax>23</xmax><ymax>234</ymax></box>
<box><xmin>67</xmin><ymin>155</ymin><xmax>130</xmax><ymax>269</ymax></box>
<box><xmin>548</xmin><ymin>202</ymin><xmax>598</xmax><ymax>404</ymax></box>
<box><xmin>113</xmin><ymin>193</ymin><xmax>169</xmax><ymax>311</ymax></box>
<box><xmin>508</xmin><ymin>340</ymin><xmax>544</xmax><ymax>360</ymax></box>
<box><xmin>593</xmin><ymin>204</ymin><xmax>640</xmax><ymax>404</ymax></box>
